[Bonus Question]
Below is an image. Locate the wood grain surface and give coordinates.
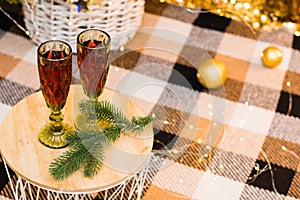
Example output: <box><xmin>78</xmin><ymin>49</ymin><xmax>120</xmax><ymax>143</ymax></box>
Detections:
<box><xmin>0</xmin><ymin>85</ymin><xmax>153</xmax><ymax>193</ymax></box>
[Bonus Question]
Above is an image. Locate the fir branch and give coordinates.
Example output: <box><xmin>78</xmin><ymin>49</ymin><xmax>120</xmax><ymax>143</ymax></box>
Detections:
<box><xmin>65</xmin><ymin>131</ymin><xmax>80</xmax><ymax>146</ymax></box>
<box><xmin>79</xmin><ymin>99</ymin><xmax>154</xmax><ymax>133</ymax></box>
<box><xmin>49</xmin><ymin>143</ymin><xmax>89</xmax><ymax>181</ymax></box>
<box><xmin>77</xmin><ymin>130</ymin><xmax>111</xmax><ymax>150</ymax></box>
<box><xmin>79</xmin><ymin>100</ymin><xmax>130</xmax><ymax>125</ymax></box>
<box><xmin>49</xmin><ymin>130</ymin><xmax>110</xmax><ymax>180</ymax></box>
<box><xmin>83</xmin><ymin>153</ymin><xmax>104</xmax><ymax>177</ymax></box>
<box><xmin>49</xmin><ymin>100</ymin><xmax>154</xmax><ymax>181</ymax></box>
<box><xmin>126</xmin><ymin>116</ymin><xmax>155</xmax><ymax>133</ymax></box>
<box><xmin>103</xmin><ymin>125</ymin><xmax>122</xmax><ymax>142</ymax></box>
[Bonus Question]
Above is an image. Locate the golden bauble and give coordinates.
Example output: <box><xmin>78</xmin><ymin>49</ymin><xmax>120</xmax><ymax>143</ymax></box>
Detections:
<box><xmin>196</xmin><ymin>59</ymin><xmax>227</xmax><ymax>89</ymax></box>
<box><xmin>261</xmin><ymin>46</ymin><xmax>283</xmax><ymax>68</ymax></box>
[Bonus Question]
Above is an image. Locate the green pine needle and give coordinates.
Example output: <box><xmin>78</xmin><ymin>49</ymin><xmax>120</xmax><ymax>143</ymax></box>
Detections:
<box><xmin>103</xmin><ymin>125</ymin><xmax>122</xmax><ymax>142</ymax></box>
<box><xmin>83</xmin><ymin>153</ymin><xmax>104</xmax><ymax>177</ymax></box>
<box><xmin>49</xmin><ymin>100</ymin><xmax>154</xmax><ymax>181</ymax></box>
<box><xmin>79</xmin><ymin>99</ymin><xmax>154</xmax><ymax>133</ymax></box>
<box><xmin>49</xmin><ymin>144</ymin><xmax>89</xmax><ymax>181</ymax></box>
<box><xmin>79</xmin><ymin>100</ymin><xmax>128</xmax><ymax>124</ymax></box>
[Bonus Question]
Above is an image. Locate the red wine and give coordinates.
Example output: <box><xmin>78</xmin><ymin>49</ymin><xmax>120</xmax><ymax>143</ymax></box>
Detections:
<box><xmin>38</xmin><ymin>50</ymin><xmax>72</xmax><ymax>111</ymax></box>
<box><xmin>77</xmin><ymin>39</ymin><xmax>109</xmax><ymax>99</ymax></box>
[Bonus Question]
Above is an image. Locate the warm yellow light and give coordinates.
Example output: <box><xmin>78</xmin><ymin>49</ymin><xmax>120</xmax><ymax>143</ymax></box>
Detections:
<box><xmin>285</xmin><ymin>22</ymin><xmax>296</xmax><ymax>30</ymax></box>
<box><xmin>244</xmin><ymin>16</ymin><xmax>249</xmax><ymax>21</ymax></box>
<box><xmin>235</xmin><ymin>2</ymin><xmax>242</xmax><ymax>9</ymax></box>
<box><xmin>295</xmin><ymin>31</ymin><xmax>300</xmax><ymax>37</ymax></box>
<box><xmin>243</xmin><ymin>2</ymin><xmax>250</xmax><ymax>9</ymax></box>
<box><xmin>252</xmin><ymin>22</ymin><xmax>260</xmax><ymax>29</ymax></box>
<box><xmin>253</xmin><ymin>9</ymin><xmax>260</xmax><ymax>15</ymax></box>
<box><xmin>197</xmin><ymin>138</ymin><xmax>202</xmax><ymax>144</ymax></box>
<box><xmin>260</xmin><ymin>15</ymin><xmax>267</xmax><ymax>22</ymax></box>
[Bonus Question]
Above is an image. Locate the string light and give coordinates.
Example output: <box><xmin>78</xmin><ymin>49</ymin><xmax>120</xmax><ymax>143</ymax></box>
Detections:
<box><xmin>253</xmin><ymin>9</ymin><xmax>259</xmax><ymax>15</ymax></box>
<box><xmin>295</xmin><ymin>31</ymin><xmax>300</xmax><ymax>37</ymax></box>
<box><xmin>281</xmin><ymin>145</ymin><xmax>299</xmax><ymax>159</ymax></box>
<box><xmin>243</xmin><ymin>2</ymin><xmax>250</xmax><ymax>10</ymax></box>
<box><xmin>164</xmin><ymin>0</ymin><xmax>300</xmax><ymax>33</ymax></box>
<box><xmin>173</xmin><ymin>149</ymin><xmax>179</xmax><ymax>154</ymax></box>
<box><xmin>119</xmin><ymin>46</ymin><xmax>125</xmax><ymax>51</ymax></box>
<box><xmin>260</xmin><ymin>15</ymin><xmax>267</xmax><ymax>23</ymax></box>
<box><xmin>0</xmin><ymin>6</ymin><xmax>30</xmax><ymax>36</ymax></box>
<box><xmin>281</xmin><ymin>145</ymin><xmax>287</xmax><ymax>151</ymax></box>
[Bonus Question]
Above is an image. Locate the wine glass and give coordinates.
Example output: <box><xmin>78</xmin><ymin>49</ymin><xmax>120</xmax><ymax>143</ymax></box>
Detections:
<box><xmin>75</xmin><ymin>29</ymin><xmax>111</xmax><ymax>130</ymax></box>
<box><xmin>37</xmin><ymin>40</ymin><xmax>73</xmax><ymax>148</ymax></box>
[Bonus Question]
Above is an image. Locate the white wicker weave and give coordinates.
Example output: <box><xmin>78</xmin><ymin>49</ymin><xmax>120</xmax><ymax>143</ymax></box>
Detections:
<box><xmin>22</xmin><ymin>0</ymin><xmax>145</xmax><ymax>51</ymax></box>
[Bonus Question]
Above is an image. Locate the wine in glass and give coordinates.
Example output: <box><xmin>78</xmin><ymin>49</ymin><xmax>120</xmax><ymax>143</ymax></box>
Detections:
<box><xmin>37</xmin><ymin>40</ymin><xmax>73</xmax><ymax>148</ymax></box>
<box><xmin>75</xmin><ymin>29</ymin><xmax>111</xmax><ymax>130</ymax></box>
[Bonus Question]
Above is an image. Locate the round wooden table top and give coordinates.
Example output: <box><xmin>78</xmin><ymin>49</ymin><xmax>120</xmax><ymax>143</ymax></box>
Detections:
<box><xmin>0</xmin><ymin>85</ymin><xmax>153</xmax><ymax>193</ymax></box>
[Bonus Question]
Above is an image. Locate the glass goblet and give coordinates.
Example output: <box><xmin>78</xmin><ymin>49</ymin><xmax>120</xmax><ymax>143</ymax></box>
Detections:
<box><xmin>75</xmin><ymin>29</ymin><xmax>111</xmax><ymax>130</ymax></box>
<box><xmin>77</xmin><ymin>29</ymin><xmax>111</xmax><ymax>99</ymax></box>
<box><xmin>37</xmin><ymin>40</ymin><xmax>73</xmax><ymax>148</ymax></box>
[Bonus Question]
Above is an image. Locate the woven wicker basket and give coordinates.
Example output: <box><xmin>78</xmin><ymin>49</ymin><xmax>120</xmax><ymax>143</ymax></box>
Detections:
<box><xmin>21</xmin><ymin>0</ymin><xmax>145</xmax><ymax>51</ymax></box>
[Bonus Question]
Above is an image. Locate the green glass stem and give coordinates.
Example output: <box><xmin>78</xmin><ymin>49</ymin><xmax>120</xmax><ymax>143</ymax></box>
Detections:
<box><xmin>49</xmin><ymin>110</ymin><xmax>64</xmax><ymax>133</ymax></box>
<box><xmin>38</xmin><ymin>110</ymin><xmax>73</xmax><ymax>149</ymax></box>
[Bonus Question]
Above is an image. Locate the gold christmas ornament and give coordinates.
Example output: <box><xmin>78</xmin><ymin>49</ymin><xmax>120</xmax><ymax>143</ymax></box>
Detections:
<box><xmin>196</xmin><ymin>59</ymin><xmax>227</xmax><ymax>89</ymax></box>
<box><xmin>260</xmin><ymin>46</ymin><xmax>283</xmax><ymax>68</ymax></box>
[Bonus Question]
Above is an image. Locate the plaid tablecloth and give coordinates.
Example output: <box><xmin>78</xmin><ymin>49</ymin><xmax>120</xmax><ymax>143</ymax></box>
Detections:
<box><xmin>1</xmin><ymin>0</ymin><xmax>300</xmax><ymax>199</ymax></box>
